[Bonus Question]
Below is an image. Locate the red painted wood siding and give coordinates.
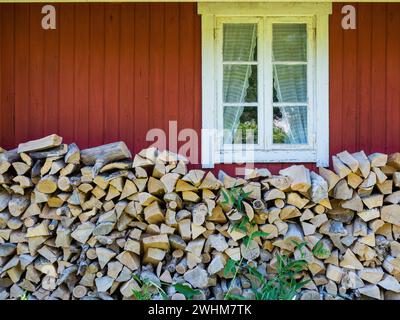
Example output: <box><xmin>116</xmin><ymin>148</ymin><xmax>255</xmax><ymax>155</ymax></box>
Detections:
<box><xmin>1</xmin><ymin>3</ymin><xmax>400</xmax><ymax>175</ymax></box>
<box><xmin>0</xmin><ymin>3</ymin><xmax>202</xmax><ymax>154</ymax></box>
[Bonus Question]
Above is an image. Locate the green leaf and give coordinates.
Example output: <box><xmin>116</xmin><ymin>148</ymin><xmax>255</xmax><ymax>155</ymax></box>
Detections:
<box><xmin>221</xmin><ymin>189</ymin><xmax>230</xmax><ymax>205</ymax></box>
<box><xmin>173</xmin><ymin>283</ymin><xmax>201</xmax><ymax>300</ymax></box>
<box><xmin>241</xmin><ymin>191</ymin><xmax>253</xmax><ymax>199</ymax></box>
<box><xmin>225</xmin><ymin>293</ymin><xmax>247</xmax><ymax>300</ymax></box>
<box><xmin>223</xmin><ymin>258</ymin><xmax>238</xmax><ymax>276</ymax></box>
<box><xmin>249</xmin><ymin>231</ymin><xmax>269</xmax><ymax>241</ymax></box>
<box><xmin>292</xmin><ymin>240</ymin><xmax>307</xmax><ymax>250</ymax></box>
<box><xmin>242</xmin><ymin>236</ymin><xmax>251</xmax><ymax>247</ymax></box>
<box><xmin>239</xmin><ymin>215</ymin><xmax>250</xmax><ymax>228</ymax></box>
<box><xmin>132</xmin><ymin>274</ymin><xmax>142</xmax><ymax>284</ymax></box>
<box><xmin>247</xmin><ymin>265</ymin><xmax>264</xmax><ymax>282</ymax></box>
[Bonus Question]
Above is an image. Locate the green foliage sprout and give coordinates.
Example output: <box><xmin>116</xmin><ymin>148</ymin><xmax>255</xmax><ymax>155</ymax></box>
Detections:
<box><xmin>20</xmin><ymin>291</ymin><xmax>30</xmax><ymax>301</ymax></box>
<box><xmin>221</xmin><ymin>187</ymin><xmax>270</xmax><ymax>300</ymax></box>
<box><xmin>221</xmin><ymin>186</ymin><xmax>252</xmax><ymax>213</ymax></box>
<box><xmin>250</xmin><ymin>253</ymin><xmax>310</xmax><ymax>300</ymax></box>
<box><xmin>312</xmin><ymin>240</ymin><xmax>330</xmax><ymax>258</ymax></box>
<box><xmin>131</xmin><ymin>275</ymin><xmax>201</xmax><ymax>300</ymax></box>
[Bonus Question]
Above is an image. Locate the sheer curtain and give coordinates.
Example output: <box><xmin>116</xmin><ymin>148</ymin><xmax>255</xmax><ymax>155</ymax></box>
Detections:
<box><xmin>273</xmin><ymin>24</ymin><xmax>308</xmax><ymax>144</ymax></box>
<box><xmin>273</xmin><ymin>66</ymin><xmax>308</xmax><ymax>144</ymax></box>
<box><xmin>223</xmin><ymin>24</ymin><xmax>257</xmax><ymax>144</ymax></box>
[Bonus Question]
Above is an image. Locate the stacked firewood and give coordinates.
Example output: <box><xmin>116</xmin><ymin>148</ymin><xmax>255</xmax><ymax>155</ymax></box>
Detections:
<box><xmin>0</xmin><ymin>134</ymin><xmax>400</xmax><ymax>300</ymax></box>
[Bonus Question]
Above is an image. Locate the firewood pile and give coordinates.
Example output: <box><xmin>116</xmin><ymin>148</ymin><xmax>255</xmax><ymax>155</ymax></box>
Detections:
<box><xmin>0</xmin><ymin>134</ymin><xmax>400</xmax><ymax>300</ymax></box>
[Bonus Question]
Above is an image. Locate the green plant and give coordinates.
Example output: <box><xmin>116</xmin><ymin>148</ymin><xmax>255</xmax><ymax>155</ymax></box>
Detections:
<box><xmin>132</xmin><ymin>274</ymin><xmax>168</xmax><ymax>300</ymax></box>
<box><xmin>132</xmin><ymin>275</ymin><xmax>202</xmax><ymax>300</ymax></box>
<box><xmin>221</xmin><ymin>186</ymin><xmax>252</xmax><ymax>213</ymax></box>
<box><xmin>248</xmin><ymin>253</ymin><xmax>310</xmax><ymax>300</ymax></box>
<box><xmin>292</xmin><ymin>240</ymin><xmax>308</xmax><ymax>258</ymax></box>
<box><xmin>224</xmin><ymin>238</ymin><xmax>310</xmax><ymax>300</ymax></box>
<box><xmin>273</xmin><ymin>126</ymin><xmax>287</xmax><ymax>144</ymax></box>
<box><xmin>223</xmin><ymin>213</ymin><xmax>269</xmax><ymax>300</ymax></box>
<box><xmin>312</xmin><ymin>240</ymin><xmax>330</xmax><ymax>258</ymax></box>
<box><xmin>237</xmin><ymin>119</ymin><xmax>258</xmax><ymax>144</ymax></box>
<box><xmin>20</xmin><ymin>291</ymin><xmax>30</xmax><ymax>300</ymax></box>
<box><xmin>173</xmin><ymin>283</ymin><xmax>201</xmax><ymax>300</ymax></box>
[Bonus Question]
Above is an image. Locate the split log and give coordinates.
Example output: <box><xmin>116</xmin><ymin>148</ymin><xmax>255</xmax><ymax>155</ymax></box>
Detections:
<box><xmin>279</xmin><ymin>165</ymin><xmax>311</xmax><ymax>193</ymax></box>
<box><xmin>18</xmin><ymin>134</ymin><xmax>62</xmax><ymax>153</ymax></box>
<box><xmin>81</xmin><ymin>142</ymin><xmax>132</xmax><ymax>176</ymax></box>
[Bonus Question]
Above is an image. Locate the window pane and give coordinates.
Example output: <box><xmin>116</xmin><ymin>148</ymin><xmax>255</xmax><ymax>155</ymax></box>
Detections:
<box><xmin>273</xmin><ymin>106</ymin><xmax>307</xmax><ymax>144</ymax></box>
<box><xmin>224</xmin><ymin>65</ymin><xmax>257</xmax><ymax>103</ymax></box>
<box><xmin>273</xmin><ymin>24</ymin><xmax>307</xmax><ymax>62</ymax></box>
<box><xmin>273</xmin><ymin>65</ymin><xmax>307</xmax><ymax>103</ymax></box>
<box><xmin>223</xmin><ymin>106</ymin><xmax>258</xmax><ymax>144</ymax></box>
<box><xmin>223</xmin><ymin>23</ymin><xmax>257</xmax><ymax>61</ymax></box>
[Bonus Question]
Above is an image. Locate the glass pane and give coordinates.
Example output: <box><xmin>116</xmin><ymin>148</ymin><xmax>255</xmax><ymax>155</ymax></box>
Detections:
<box><xmin>273</xmin><ymin>24</ymin><xmax>307</xmax><ymax>62</ymax></box>
<box><xmin>223</xmin><ymin>106</ymin><xmax>258</xmax><ymax>144</ymax></box>
<box><xmin>223</xmin><ymin>23</ymin><xmax>257</xmax><ymax>61</ymax></box>
<box><xmin>273</xmin><ymin>65</ymin><xmax>307</xmax><ymax>103</ymax></box>
<box><xmin>224</xmin><ymin>65</ymin><xmax>257</xmax><ymax>103</ymax></box>
<box><xmin>273</xmin><ymin>106</ymin><xmax>307</xmax><ymax>144</ymax></box>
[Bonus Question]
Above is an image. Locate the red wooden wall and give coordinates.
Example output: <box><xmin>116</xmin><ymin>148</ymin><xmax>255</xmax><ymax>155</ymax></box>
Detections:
<box><xmin>1</xmin><ymin>3</ymin><xmax>400</xmax><ymax>175</ymax></box>
<box><xmin>0</xmin><ymin>3</ymin><xmax>202</xmax><ymax>155</ymax></box>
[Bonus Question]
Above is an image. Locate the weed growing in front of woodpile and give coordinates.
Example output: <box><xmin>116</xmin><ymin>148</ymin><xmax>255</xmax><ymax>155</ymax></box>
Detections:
<box><xmin>19</xmin><ymin>291</ymin><xmax>30</xmax><ymax>300</ymax></box>
<box><xmin>132</xmin><ymin>274</ymin><xmax>201</xmax><ymax>300</ymax></box>
<box><xmin>173</xmin><ymin>283</ymin><xmax>202</xmax><ymax>300</ymax></box>
<box><xmin>132</xmin><ymin>274</ymin><xmax>168</xmax><ymax>300</ymax></box>
<box><xmin>248</xmin><ymin>253</ymin><xmax>309</xmax><ymax>300</ymax></box>
<box><xmin>222</xmin><ymin>186</ymin><xmax>270</xmax><ymax>299</ymax></box>
<box><xmin>224</xmin><ymin>240</ymin><xmax>309</xmax><ymax>300</ymax></box>
<box><xmin>222</xmin><ymin>186</ymin><xmax>309</xmax><ymax>300</ymax></box>
<box><xmin>221</xmin><ymin>186</ymin><xmax>253</xmax><ymax>213</ymax></box>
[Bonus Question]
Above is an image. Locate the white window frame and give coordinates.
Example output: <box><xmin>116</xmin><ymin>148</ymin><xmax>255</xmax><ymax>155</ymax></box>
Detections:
<box><xmin>199</xmin><ymin>2</ymin><xmax>332</xmax><ymax>168</ymax></box>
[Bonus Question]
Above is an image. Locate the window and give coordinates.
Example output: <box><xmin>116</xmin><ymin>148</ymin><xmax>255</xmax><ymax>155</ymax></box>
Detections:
<box><xmin>199</xmin><ymin>3</ymin><xmax>331</xmax><ymax>167</ymax></box>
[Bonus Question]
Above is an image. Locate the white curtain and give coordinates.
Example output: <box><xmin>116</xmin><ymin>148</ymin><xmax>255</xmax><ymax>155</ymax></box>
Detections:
<box><xmin>223</xmin><ymin>24</ymin><xmax>257</xmax><ymax>144</ymax></box>
<box><xmin>273</xmin><ymin>24</ymin><xmax>308</xmax><ymax>144</ymax></box>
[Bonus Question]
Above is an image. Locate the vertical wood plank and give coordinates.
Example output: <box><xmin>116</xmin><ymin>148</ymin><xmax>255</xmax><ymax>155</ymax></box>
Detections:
<box><xmin>148</xmin><ymin>3</ymin><xmax>164</xmax><ymax>140</ymax></box>
<box><xmin>370</xmin><ymin>3</ymin><xmax>387</xmax><ymax>153</ymax></box>
<box><xmin>386</xmin><ymin>4</ymin><xmax>400</xmax><ymax>153</ymax></box>
<box><xmin>134</xmin><ymin>4</ymin><xmax>150</xmax><ymax>153</ymax></box>
<box><xmin>164</xmin><ymin>4</ymin><xmax>180</xmax><ymax>152</ymax></box>
<box><xmin>119</xmin><ymin>3</ymin><xmax>135</xmax><ymax>150</ymax></box>
<box><xmin>89</xmin><ymin>3</ymin><xmax>105</xmax><ymax>147</ymax></box>
<box><xmin>29</xmin><ymin>4</ymin><xmax>45</xmax><ymax>139</ymax></box>
<box><xmin>14</xmin><ymin>4</ymin><xmax>30</xmax><ymax>144</ymax></box>
<box><xmin>357</xmin><ymin>3</ymin><xmax>372</xmax><ymax>154</ymax></box>
<box><xmin>329</xmin><ymin>3</ymin><xmax>343</xmax><ymax>155</ymax></box>
<box><xmin>341</xmin><ymin>4</ymin><xmax>358</xmax><ymax>153</ymax></box>
<box><xmin>58</xmin><ymin>4</ymin><xmax>75</xmax><ymax>143</ymax></box>
<box><xmin>74</xmin><ymin>3</ymin><xmax>90</xmax><ymax>148</ymax></box>
<box><xmin>43</xmin><ymin>3</ymin><xmax>60</xmax><ymax>137</ymax></box>
<box><xmin>104</xmin><ymin>3</ymin><xmax>120</xmax><ymax>144</ymax></box>
<box><xmin>0</xmin><ymin>4</ymin><xmax>15</xmax><ymax>148</ymax></box>
<box><xmin>179</xmin><ymin>4</ymin><xmax>195</xmax><ymax>156</ymax></box>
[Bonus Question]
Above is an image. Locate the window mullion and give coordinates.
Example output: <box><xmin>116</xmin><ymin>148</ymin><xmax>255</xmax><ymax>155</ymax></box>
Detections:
<box><xmin>307</xmin><ymin>20</ymin><xmax>315</xmax><ymax>150</ymax></box>
<box><xmin>264</xmin><ymin>17</ymin><xmax>273</xmax><ymax>151</ymax></box>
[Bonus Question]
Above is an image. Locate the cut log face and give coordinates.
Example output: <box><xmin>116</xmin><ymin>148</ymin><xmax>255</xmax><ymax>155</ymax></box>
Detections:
<box><xmin>337</xmin><ymin>151</ymin><xmax>359</xmax><ymax>173</ymax></box>
<box><xmin>279</xmin><ymin>165</ymin><xmax>311</xmax><ymax>193</ymax></box>
<box><xmin>332</xmin><ymin>156</ymin><xmax>351</xmax><ymax>178</ymax></box>
<box><xmin>381</xmin><ymin>205</ymin><xmax>400</xmax><ymax>226</ymax></box>
<box><xmin>352</xmin><ymin>151</ymin><xmax>371</xmax><ymax>178</ymax></box>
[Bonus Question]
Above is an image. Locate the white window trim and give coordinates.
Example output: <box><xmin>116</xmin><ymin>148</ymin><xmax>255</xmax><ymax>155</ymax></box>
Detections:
<box><xmin>199</xmin><ymin>2</ymin><xmax>332</xmax><ymax>168</ymax></box>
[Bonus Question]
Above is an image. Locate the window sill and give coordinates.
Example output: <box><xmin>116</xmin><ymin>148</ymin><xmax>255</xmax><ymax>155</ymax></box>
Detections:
<box><xmin>202</xmin><ymin>149</ymin><xmax>328</xmax><ymax>168</ymax></box>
